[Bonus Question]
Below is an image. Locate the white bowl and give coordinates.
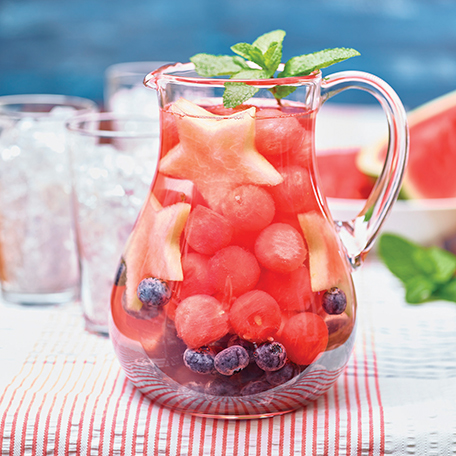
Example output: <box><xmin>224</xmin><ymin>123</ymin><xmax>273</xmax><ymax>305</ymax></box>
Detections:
<box><xmin>328</xmin><ymin>197</ymin><xmax>456</xmax><ymax>246</ymax></box>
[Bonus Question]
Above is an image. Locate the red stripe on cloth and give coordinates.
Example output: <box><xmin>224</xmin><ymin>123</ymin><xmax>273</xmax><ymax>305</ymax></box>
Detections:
<box><xmin>288</xmin><ymin>410</ymin><xmax>296</xmax><ymax>456</ymax></box>
<box><xmin>209</xmin><ymin>418</ymin><xmax>218</xmax><ymax>456</ymax></box>
<box><xmin>362</xmin><ymin>332</ymin><xmax>375</xmax><ymax>455</ymax></box>
<box><xmin>300</xmin><ymin>405</ymin><xmax>307</xmax><ymax>454</ymax></box>
<box><xmin>344</xmin><ymin>363</ymin><xmax>352</xmax><ymax>455</ymax></box>
<box><xmin>120</xmin><ymin>387</ymin><xmax>137</xmax><ymax>456</ymax></box>
<box><xmin>131</xmin><ymin>393</ymin><xmax>145</xmax><ymax>456</ymax></box>
<box><xmin>370</xmin><ymin>332</ymin><xmax>385</xmax><ymax>454</ymax></box>
<box><xmin>153</xmin><ymin>406</ymin><xmax>164</xmax><ymax>456</ymax></box>
<box><xmin>244</xmin><ymin>419</ymin><xmax>251</xmax><ymax>456</ymax></box>
<box><xmin>333</xmin><ymin>381</ymin><xmax>341</xmax><ymax>456</ymax></box>
<box><xmin>99</xmin><ymin>375</ymin><xmax>129</xmax><ymax>455</ymax></box>
<box><xmin>352</xmin><ymin>347</ymin><xmax>363</xmax><ymax>456</ymax></box>
<box><xmin>221</xmin><ymin>418</ymin><xmax>229</xmax><ymax>456</ymax></box>
<box><xmin>324</xmin><ymin>393</ymin><xmax>330</xmax><ymax>456</ymax></box>
<box><xmin>186</xmin><ymin>414</ymin><xmax>197</xmax><ymax>456</ymax></box>
<box><xmin>142</xmin><ymin>398</ymin><xmax>155</xmax><ymax>455</ymax></box>
<box><xmin>198</xmin><ymin>417</ymin><xmax>207</xmax><ymax>456</ymax></box>
<box><xmin>0</xmin><ymin>358</ymin><xmax>37</xmax><ymax>450</ymax></box>
<box><xmin>17</xmin><ymin>359</ymin><xmax>58</xmax><ymax>456</ymax></box>
<box><xmin>256</xmin><ymin>418</ymin><xmax>262</xmax><ymax>456</ymax></box>
<box><xmin>47</xmin><ymin>359</ymin><xmax>82</xmax><ymax>455</ymax></box>
<box><xmin>232</xmin><ymin>419</ymin><xmax>241</xmax><ymax>456</ymax></box>
<box><xmin>312</xmin><ymin>403</ymin><xmax>318</xmax><ymax>455</ymax></box>
<box><xmin>86</xmin><ymin>361</ymin><xmax>120</xmax><ymax>455</ymax></box>
<box><xmin>174</xmin><ymin>409</ymin><xmax>186</xmax><ymax>456</ymax></box>
<box><xmin>278</xmin><ymin>414</ymin><xmax>285</xmax><ymax>456</ymax></box>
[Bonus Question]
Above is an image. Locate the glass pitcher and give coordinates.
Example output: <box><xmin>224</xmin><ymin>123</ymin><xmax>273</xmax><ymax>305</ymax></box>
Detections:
<box><xmin>109</xmin><ymin>62</ymin><xmax>408</xmax><ymax>419</ymax></box>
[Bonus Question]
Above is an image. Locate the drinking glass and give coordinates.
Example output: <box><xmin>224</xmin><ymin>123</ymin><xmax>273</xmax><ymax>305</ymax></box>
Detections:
<box><xmin>66</xmin><ymin>112</ymin><xmax>160</xmax><ymax>335</ymax></box>
<box><xmin>0</xmin><ymin>94</ymin><xmax>98</xmax><ymax>305</ymax></box>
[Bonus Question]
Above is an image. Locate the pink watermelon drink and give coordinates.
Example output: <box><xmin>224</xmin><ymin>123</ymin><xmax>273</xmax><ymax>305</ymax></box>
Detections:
<box><xmin>110</xmin><ymin>97</ymin><xmax>356</xmax><ymax>416</ymax></box>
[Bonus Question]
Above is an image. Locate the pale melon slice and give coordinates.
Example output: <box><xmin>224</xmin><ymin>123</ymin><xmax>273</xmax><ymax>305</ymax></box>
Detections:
<box><xmin>124</xmin><ymin>199</ymin><xmax>191</xmax><ymax>308</ymax></box>
<box><xmin>298</xmin><ymin>210</ymin><xmax>347</xmax><ymax>292</ymax></box>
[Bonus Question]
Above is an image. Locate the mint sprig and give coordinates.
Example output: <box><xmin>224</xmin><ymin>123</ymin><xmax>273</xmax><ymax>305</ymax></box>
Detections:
<box><xmin>378</xmin><ymin>233</ymin><xmax>456</xmax><ymax>304</ymax></box>
<box><xmin>190</xmin><ymin>30</ymin><xmax>360</xmax><ymax>108</ymax></box>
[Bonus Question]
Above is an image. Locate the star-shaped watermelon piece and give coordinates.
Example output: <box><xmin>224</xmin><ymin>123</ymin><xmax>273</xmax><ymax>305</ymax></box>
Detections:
<box><xmin>159</xmin><ymin>98</ymin><xmax>283</xmax><ymax>211</ymax></box>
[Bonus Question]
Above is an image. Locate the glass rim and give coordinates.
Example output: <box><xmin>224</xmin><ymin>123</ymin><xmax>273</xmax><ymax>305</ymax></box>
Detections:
<box><xmin>65</xmin><ymin>112</ymin><xmax>159</xmax><ymax>139</ymax></box>
<box><xmin>0</xmin><ymin>94</ymin><xmax>98</xmax><ymax>119</ymax></box>
<box><xmin>144</xmin><ymin>62</ymin><xmax>322</xmax><ymax>89</ymax></box>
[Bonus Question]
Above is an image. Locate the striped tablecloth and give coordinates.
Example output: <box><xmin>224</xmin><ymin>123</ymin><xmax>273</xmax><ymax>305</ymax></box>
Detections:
<box><xmin>2</xmin><ymin>255</ymin><xmax>456</xmax><ymax>455</ymax></box>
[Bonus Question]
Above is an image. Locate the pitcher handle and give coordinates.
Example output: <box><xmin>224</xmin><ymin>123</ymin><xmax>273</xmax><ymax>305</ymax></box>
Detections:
<box><xmin>320</xmin><ymin>71</ymin><xmax>409</xmax><ymax>269</ymax></box>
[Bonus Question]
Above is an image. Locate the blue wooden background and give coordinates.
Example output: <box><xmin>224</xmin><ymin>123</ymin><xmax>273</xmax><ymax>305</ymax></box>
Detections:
<box><xmin>1</xmin><ymin>0</ymin><xmax>455</xmax><ymax>110</ymax></box>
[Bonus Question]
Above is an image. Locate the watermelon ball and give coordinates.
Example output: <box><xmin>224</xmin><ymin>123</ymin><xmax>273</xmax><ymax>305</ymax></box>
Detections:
<box><xmin>184</xmin><ymin>205</ymin><xmax>233</xmax><ymax>255</ymax></box>
<box><xmin>174</xmin><ymin>295</ymin><xmax>230</xmax><ymax>348</ymax></box>
<box><xmin>254</xmin><ymin>223</ymin><xmax>307</xmax><ymax>274</ymax></box>
<box><xmin>208</xmin><ymin>246</ymin><xmax>260</xmax><ymax>297</ymax></box>
<box><xmin>179</xmin><ymin>253</ymin><xmax>215</xmax><ymax>300</ymax></box>
<box><xmin>278</xmin><ymin>312</ymin><xmax>328</xmax><ymax>365</ymax></box>
<box><xmin>265</xmin><ymin>362</ymin><xmax>300</xmax><ymax>386</ymax></box>
<box><xmin>137</xmin><ymin>277</ymin><xmax>171</xmax><ymax>308</ymax></box>
<box><xmin>183</xmin><ymin>347</ymin><xmax>216</xmax><ymax>374</ymax></box>
<box><xmin>255</xmin><ymin>108</ymin><xmax>305</xmax><ymax>156</ymax></box>
<box><xmin>258</xmin><ymin>265</ymin><xmax>313</xmax><ymax>314</ymax></box>
<box><xmin>322</xmin><ymin>287</ymin><xmax>347</xmax><ymax>315</ymax></box>
<box><xmin>230</xmin><ymin>290</ymin><xmax>281</xmax><ymax>343</ymax></box>
<box><xmin>221</xmin><ymin>184</ymin><xmax>275</xmax><ymax>232</ymax></box>
<box><xmin>253</xmin><ymin>341</ymin><xmax>287</xmax><ymax>372</ymax></box>
<box><xmin>268</xmin><ymin>165</ymin><xmax>318</xmax><ymax>214</ymax></box>
<box><xmin>214</xmin><ymin>345</ymin><xmax>250</xmax><ymax>376</ymax></box>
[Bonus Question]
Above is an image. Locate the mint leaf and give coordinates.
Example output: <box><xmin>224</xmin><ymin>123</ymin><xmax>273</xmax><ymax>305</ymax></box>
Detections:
<box><xmin>279</xmin><ymin>48</ymin><xmax>361</xmax><ymax>78</ymax></box>
<box><xmin>263</xmin><ymin>42</ymin><xmax>283</xmax><ymax>75</ymax></box>
<box><xmin>433</xmin><ymin>279</ymin><xmax>456</xmax><ymax>302</ymax></box>
<box><xmin>379</xmin><ymin>232</ymin><xmax>456</xmax><ymax>305</ymax></box>
<box><xmin>190</xmin><ymin>31</ymin><xmax>360</xmax><ymax>107</ymax></box>
<box><xmin>190</xmin><ymin>54</ymin><xmax>249</xmax><ymax>77</ymax></box>
<box><xmin>405</xmin><ymin>276</ymin><xmax>437</xmax><ymax>304</ymax></box>
<box><xmin>223</xmin><ymin>82</ymin><xmax>259</xmax><ymax>109</ymax></box>
<box><xmin>378</xmin><ymin>233</ymin><xmax>423</xmax><ymax>283</ymax></box>
<box><xmin>252</xmin><ymin>30</ymin><xmax>286</xmax><ymax>53</ymax></box>
<box><xmin>413</xmin><ymin>246</ymin><xmax>456</xmax><ymax>284</ymax></box>
<box><xmin>231</xmin><ymin>43</ymin><xmax>266</xmax><ymax>68</ymax></box>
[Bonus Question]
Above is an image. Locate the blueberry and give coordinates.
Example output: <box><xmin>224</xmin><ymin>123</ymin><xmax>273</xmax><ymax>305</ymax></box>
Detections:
<box><xmin>137</xmin><ymin>277</ymin><xmax>171</xmax><ymax>308</ymax></box>
<box><xmin>322</xmin><ymin>287</ymin><xmax>347</xmax><ymax>315</ymax></box>
<box><xmin>241</xmin><ymin>380</ymin><xmax>271</xmax><ymax>396</ymax></box>
<box><xmin>204</xmin><ymin>377</ymin><xmax>239</xmax><ymax>397</ymax></box>
<box><xmin>254</xmin><ymin>342</ymin><xmax>287</xmax><ymax>372</ymax></box>
<box><xmin>183</xmin><ymin>347</ymin><xmax>216</xmax><ymax>374</ymax></box>
<box><xmin>227</xmin><ymin>335</ymin><xmax>255</xmax><ymax>362</ymax></box>
<box><xmin>214</xmin><ymin>345</ymin><xmax>250</xmax><ymax>376</ymax></box>
<box><xmin>265</xmin><ymin>362</ymin><xmax>299</xmax><ymax>386</ymax></box>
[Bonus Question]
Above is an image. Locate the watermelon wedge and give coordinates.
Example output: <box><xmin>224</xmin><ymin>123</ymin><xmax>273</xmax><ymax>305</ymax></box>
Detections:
<box><xmin>358</xmin><ymin>89</ymin><xmax>456</xmax><ymax>199</ymax></box>
<box><xmin>316</xmin><ymin>149</ymin><xmax>375</xmax><ymax>199</ymax></box>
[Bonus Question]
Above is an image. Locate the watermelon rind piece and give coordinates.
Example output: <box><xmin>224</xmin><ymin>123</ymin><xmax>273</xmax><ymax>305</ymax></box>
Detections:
<box><xmin>298</xmin><ymin>210</ymin><xmax>347</xmax><ymax>292</ymax></box>
<box><xmin>124</xmin><ymin>200</ymin><xmax>191</xmax><ymax>308</ymax></box>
